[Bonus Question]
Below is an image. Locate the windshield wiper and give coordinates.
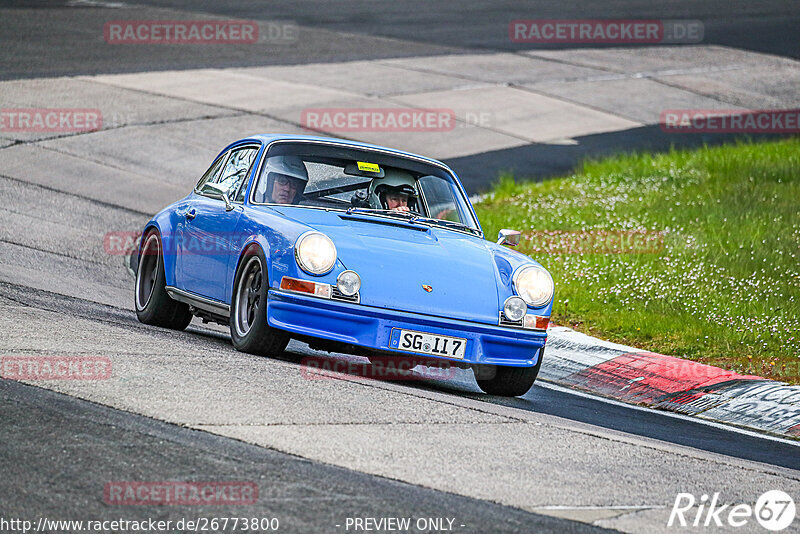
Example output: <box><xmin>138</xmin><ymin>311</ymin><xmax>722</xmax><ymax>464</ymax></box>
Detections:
<box><xmin>344</xmin><ymin>208</ymin><xmax>481</xmax><ymax>236</ymax></box>
<box><xmin>346</xmin><ymin>207</ymin><xmax>385</xmax><ymax>215</ymax></box>
<box><xmin>409</xmin><ymin>215</ymin><xmax>481</xmax><ymax>236</ymax></box>
<box><xmin>345</xmin><ymin>207</ymin><xmax>416</xmax><ymax>220</ymax></box>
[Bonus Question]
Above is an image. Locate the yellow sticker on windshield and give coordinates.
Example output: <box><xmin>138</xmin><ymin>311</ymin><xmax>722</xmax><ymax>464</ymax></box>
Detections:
<box><xmin>356</xmin><ymin>161</ymin><xmax>380</xmax><ymax>173</ymax></box>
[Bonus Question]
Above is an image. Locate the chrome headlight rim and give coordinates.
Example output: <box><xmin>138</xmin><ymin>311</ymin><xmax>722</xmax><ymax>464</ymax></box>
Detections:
<box><xmin>336</xmin><ymin>270</ymin><xmax>361</xmax><ymax>296</ymax></box>
<box><xmin>512</xmin><ymin>264</ymin><xmax>554</xmax><ymax>308</ymax></box>
<box><xmin>294</xmin><ymin>231</ymin><xmax>337</xmax><ymax>276</ymax></box>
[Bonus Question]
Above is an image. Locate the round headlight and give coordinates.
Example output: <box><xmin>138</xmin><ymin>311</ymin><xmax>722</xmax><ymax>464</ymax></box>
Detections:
<box><xmin>336</xmin><ymin>270</ymin><xmax>361</xmax><ymax>296</ymax></box>
<box><xmin>513</xmin><ymin>265</ymin><xmax>554</xmax><ymax>307</ymax></box>
<box><xmin>503</xmin><ymin>296</ymin><xmax>527</xmax><ymax>322</ymax></box>
<box><xmin>295</xmin><ymin>232</ymin><xmax>337</xmax><ymax>275</ymax></box>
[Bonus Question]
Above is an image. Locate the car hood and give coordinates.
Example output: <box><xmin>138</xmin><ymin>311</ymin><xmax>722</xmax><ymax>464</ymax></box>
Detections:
<box><xmin>271</xmin><ymin>207</ymin><xmax>501</xmax><ymax>324</ymax></box>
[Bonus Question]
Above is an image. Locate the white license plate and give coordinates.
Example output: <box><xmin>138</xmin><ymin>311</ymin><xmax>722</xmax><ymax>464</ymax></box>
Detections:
<box><xmin>390</xmin><ymin>329</ymin><xmax>467</xmax><ymax>359</ymax></box>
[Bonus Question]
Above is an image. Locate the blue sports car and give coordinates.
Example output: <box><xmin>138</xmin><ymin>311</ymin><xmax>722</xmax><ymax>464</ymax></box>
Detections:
<box><xmin>134</xmin><ymin>135</ymin><xmax>554</xmax><ymax>396</ymax></box>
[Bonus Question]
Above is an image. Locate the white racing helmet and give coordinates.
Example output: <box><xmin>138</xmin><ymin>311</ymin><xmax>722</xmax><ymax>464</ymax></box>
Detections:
<box><xmin>367</xmin><ymin>168</ymin><xmax>419</xmax><ymax>211</ymax></box>
<box><xmin>258</xmin><ymin>155</ymin><xmax>309</xmax><ymax>203</ymax></box>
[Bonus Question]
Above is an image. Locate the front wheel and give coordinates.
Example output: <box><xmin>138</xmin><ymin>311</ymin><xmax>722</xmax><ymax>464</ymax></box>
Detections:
<box><xmin>229</xmin><ymin>248</ymin><xmax>289</xmax><ymax>356</ymax></box>
<box><xmin>474</xmin><ymin>349</ymin><xmax>543</xmax><ymax>397</ymax></box>
<box><xmin>135</xmin><ymin>230</ymin><xmax>192</xmax><ymax>330</ymax></box>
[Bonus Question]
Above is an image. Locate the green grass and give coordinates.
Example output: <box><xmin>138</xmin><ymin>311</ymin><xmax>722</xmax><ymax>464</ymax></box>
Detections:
<box><xmin>475</xmin><ymin>138</ymin><xmax>800</xmax><ymax>382</ymax></box>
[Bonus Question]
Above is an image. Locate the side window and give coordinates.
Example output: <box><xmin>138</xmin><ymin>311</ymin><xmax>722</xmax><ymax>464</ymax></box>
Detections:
<box><xmin>195</xmin><ymin>153</ymin><xmax>228</xmax><ymax>192</ymax></box>
<box><xmin>418</xmin><ymin>175</ymin><xmax>464</xmax><ymax>223</ymax></box>
<box><xmin>234</xmin><ymin>177</ymin><xmax>249</xmax><ymax>203</ymax></box>
<box><xmin>234</xmin><ymin>148</ymin><xmax>260</xmax><ymax>202</ymax></box>
<box><xmin>217</xmin><ymin>146</ymin><xmax>258</xmax><ymax>202</ymax></box>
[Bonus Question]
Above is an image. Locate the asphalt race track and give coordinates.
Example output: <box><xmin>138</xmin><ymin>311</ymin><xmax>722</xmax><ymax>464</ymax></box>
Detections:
<box><xmin>1</xmin><ymin>1</ymin><xmax>799</xmax><ymax>533</ymax></box>
<box><xmin>2</xmin><ymin>278</ymin><xmax>799</xmax><ymax>531</ymax></box>
<box><xmin>3</xmin><ymin>0</ymin><xmax>799</xmax><ymax>78</ymax></box>
<box><xmin>0</xmin><ymin>378</ymin><xmax>604</xmax><ymax>533</ymax></box>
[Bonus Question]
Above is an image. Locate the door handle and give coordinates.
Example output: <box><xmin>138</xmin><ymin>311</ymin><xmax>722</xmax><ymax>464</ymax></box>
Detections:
<box><xmin>185</xmin><ymin>208</ymin><xmax>197</xmax><ymax>220</ymax></box>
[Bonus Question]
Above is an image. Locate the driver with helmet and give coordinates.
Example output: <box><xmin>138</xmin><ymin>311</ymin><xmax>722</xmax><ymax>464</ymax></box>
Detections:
<box><xmin>256</xmin><ymin>155</ymin><xmax>308</xmax><ymax>204</ymax></box>
<box><xmin>366</xmin><ymin>168</ymin><xmax>420</xmax><ymax>213</ymax></box>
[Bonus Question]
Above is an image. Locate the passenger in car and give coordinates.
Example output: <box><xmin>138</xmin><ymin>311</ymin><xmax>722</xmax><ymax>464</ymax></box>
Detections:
<box><xmin>256</xmin><ymin>156</ymin><xmax>309</xmax><ymax>204</ymax></box>
<box><xmin>368</xmin><ymin>169</ymin><xmax>420</xmax><ymax>213</ymax></box>
<box><xmin>384</xmin><ymin>189</ymin><xmax>411</xmax><ymax>212</ymax></box>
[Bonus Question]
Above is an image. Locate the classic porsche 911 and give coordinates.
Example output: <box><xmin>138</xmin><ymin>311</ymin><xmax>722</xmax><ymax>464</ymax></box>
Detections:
<box><xmin>134</xmin><ymin>135</ymin><xmax>554</xmax><ymax>396</ymax></box>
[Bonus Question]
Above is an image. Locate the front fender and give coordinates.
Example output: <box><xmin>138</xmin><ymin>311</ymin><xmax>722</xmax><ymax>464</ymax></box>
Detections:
<box><xmin>228</xmin><ymin>234</ymin><xmax>272</xmax><ymax>304</ymax></box>
<box><xmin>487</xmin><ymin>240</ymin><xmax>554</xmax><ymax>317</ymax></box>
<box><xmin>228</xmin><ymin>205</ymin><xmax>313</xmax><ymax>304</ymax></box>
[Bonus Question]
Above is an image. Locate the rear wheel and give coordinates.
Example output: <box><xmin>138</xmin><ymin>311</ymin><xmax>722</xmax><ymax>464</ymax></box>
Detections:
<box><xmin>135</xmin><ymin>230</ymin><xmax>192</xmax><ymax>330</ymax></box>
<box><xmin>474</xmin><ymin>349</ymin><xmax>543</xmax><ymax>397</ymax></box>
<box><xmin>229</xmin><ymin>249</ymin><xmax>289</xmax><ymax>356</ymax></box>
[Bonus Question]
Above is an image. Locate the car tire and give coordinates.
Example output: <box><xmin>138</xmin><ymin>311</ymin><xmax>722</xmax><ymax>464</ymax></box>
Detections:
<box><xmin>474</xmin><ymin>349</ymin><xmax>543</xmax><ymax>397</ymax></box>
<box><xmin>229</xmin><ymin>248</ymin><xmax>289</xmax><ymax>356</ymax></box>
<box><xmin>135</xmin><ymin>230</ymin><xmax>193</xmax><ymax>330</ymax></box>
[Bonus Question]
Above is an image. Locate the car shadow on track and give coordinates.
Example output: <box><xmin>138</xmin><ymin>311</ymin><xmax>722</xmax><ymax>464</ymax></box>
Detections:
<box><xmin>182</xmin><ymin>325</ymin><xmax>800</xmax><ymax>471</ymax></box>
<box><xmin>416</xmin><ymin>369</ymin><xmax>800</xmax><ymax>471</ymax></box>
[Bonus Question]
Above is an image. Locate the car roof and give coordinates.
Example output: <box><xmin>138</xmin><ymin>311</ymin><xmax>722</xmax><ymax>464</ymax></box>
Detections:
<box><xmin>223</xmin><ymin>134</ymin><xmax>451</xmax><ymax>170</ymax></box>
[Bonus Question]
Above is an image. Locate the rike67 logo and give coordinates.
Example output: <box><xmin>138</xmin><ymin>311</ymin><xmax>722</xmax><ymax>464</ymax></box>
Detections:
<box><xmin>669</xmin><ymin>491</ymin><xmax>795</xmax><ymax>531</ymax></box>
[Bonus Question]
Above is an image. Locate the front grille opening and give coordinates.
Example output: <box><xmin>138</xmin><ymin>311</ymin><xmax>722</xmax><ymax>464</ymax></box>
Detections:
<box><xmin>498</xmin><ymin>311</ymin><xmax>523</xmax><ymax>327</ymax></box>
<box><xmin>331</xmin><ymin>287</ymin><xmax>360</xmax><ymax>303</ymax></box>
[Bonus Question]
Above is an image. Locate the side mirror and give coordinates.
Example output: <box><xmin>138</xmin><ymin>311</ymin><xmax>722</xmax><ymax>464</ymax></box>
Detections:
<box><xmin>497</xmin><ymin>229</ymin><xmax>521</xmax><ymax>247</ymax></box>
<box><xmin>203</xmin><ymin>183</ymin><xmax>234</xmax><ymax>211</ymax></box>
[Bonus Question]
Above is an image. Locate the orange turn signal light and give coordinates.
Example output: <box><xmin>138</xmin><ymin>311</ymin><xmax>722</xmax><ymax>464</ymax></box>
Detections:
<box><xmin>280</xmin><ymin>277</ymin><xmax>331</xmax><ymax>298</ymax></box>
<box><xmin>524</xmin><ymin>315</ymin><xmax>550</xmax><ymax>330</ymax></box>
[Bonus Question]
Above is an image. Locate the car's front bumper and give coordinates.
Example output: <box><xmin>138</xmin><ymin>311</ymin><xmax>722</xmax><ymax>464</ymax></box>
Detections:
<box><xmin>266</xmin><ymin>290</ymin><xmax>546</xmax><ymax>367</ymax></box>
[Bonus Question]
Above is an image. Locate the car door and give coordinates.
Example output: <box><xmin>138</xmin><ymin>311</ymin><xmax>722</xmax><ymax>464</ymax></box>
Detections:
<box><xmin>177</xmin><ymin>144</ymin><xmax>259</xmax><ymax>302</ymax></box>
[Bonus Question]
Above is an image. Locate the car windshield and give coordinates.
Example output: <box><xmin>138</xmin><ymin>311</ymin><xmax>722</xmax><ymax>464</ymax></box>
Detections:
<box><xmin>251</xmin><ymin>141</ymin><xmax>480</xmax><ymax>234</ymax></box>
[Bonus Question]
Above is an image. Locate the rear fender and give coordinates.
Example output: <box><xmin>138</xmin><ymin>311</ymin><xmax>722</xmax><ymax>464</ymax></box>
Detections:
<box><xmin>138</xmin><ymin>221</ymin><xmax>180</xmax><ymax>287</ymax></box>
